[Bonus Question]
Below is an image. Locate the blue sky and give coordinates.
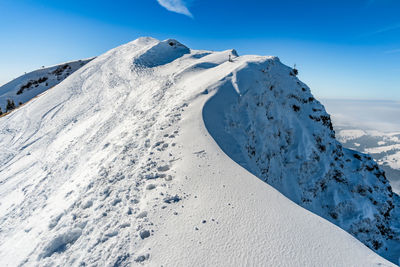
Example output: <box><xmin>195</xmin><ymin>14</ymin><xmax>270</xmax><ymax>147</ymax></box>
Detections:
<box><xmin>0</xmin><ymin>0</ymin><xmax>399</xmax><ymax>100</ymax></box>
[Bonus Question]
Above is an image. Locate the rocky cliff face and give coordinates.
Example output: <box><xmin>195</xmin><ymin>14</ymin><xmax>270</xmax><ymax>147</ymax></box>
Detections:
<box><xmin>203</xmin><ymin>56</ymin><xmax>400</xmax><ymax>263</ymax></box>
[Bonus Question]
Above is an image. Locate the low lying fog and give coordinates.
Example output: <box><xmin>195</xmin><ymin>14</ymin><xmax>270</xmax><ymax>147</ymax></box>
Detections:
<box><xmin>321</xmin><ymin>99</ymin><xmax>400</xmax><ymax>132</ymax></box>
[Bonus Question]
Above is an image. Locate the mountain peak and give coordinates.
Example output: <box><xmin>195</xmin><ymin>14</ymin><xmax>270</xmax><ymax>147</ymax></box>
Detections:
<box><xmin>0</xmin><ymin>38</ymin><xmax>398</xmax><ymax>266</ymax></box>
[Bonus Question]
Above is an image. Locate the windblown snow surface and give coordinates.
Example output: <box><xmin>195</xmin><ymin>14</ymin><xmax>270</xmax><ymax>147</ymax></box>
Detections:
<box><xmin>0</xmin><ymin>37</ymin><xmax>399</xmax><ymax>266</ymax></box>
<box><xmin>0</xmin><ymin>58</ymin><xmax>93</xmax><ymax>112</ymax></box>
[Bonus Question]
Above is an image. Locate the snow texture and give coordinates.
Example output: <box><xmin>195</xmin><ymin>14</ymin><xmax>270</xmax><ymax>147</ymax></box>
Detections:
<box><xmin>0</xmin><ymin>37</ymin><xmax>398</xmax><ymax>266</ymax></box>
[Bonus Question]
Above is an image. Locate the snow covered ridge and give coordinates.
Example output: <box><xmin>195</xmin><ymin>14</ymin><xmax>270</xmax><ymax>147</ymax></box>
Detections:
<box><xmin>0</xmin><ymin>58</ymin><xmax>94</xmax><ymax>114</ymax></box>
<box><xmin>203</xmin><ymin>56</ymin><xmax>400</xmax><ymax>263</ymax></box>
<box><xmin>0</xmin><ymin>37</ymin><xmax>398</xmax><ymax>266</ymax></box>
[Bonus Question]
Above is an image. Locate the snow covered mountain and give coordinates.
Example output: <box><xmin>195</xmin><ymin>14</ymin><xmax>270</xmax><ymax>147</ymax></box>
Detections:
<box><xmin>0</xmin><ymin>37</ymin><xmax>398</xmax><ymax>266</ymax></box>
<box><xmin>0</xmin><ymin>58</ymin><xmax>93</xmax><ymax>114</ymax></box>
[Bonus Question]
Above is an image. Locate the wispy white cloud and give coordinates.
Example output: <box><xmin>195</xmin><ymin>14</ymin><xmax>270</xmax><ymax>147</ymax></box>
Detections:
<box><xmin>356</xmin><ymin>23</ymin><xmax>400</xmax><ymax>40</ymax></box>
<box><xmin>370</xmin><ymin>24</ymin><xmax>400</xmax><ymax>36</ymax></box>
<box><xmin>384</xmin><ymin>48</ymin><xmax>400</xmax><ymax>54</ymax></box>
<box><xmin>156</xmin><ymin>0</ymin><xmax>193</xmax><ymax>17</ymax></box>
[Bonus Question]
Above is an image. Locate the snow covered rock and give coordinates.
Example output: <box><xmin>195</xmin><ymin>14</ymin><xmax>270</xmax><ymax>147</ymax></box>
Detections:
<box><xmin>202</xmin><ymin>56</ymin><xmax>400</xmax><ymax>263</ymax></box>
<box><xmin>0</xmin><ymin>37</ymin><xmax>398</xmax><ymax>266</ymax></box>
<box><xmin>335</xmin><ymin>128</ymin><xmax>400</xmax><ymax>194</ymax></box>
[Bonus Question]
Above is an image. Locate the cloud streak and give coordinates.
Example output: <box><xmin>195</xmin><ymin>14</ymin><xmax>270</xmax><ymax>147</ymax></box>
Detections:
<box><xmin>384</xmin><ymin>48</ymin><xmax>400</xmax><ymax>54</ymax></box>
<box><xmin>156</xmin><ymin>0</ymin><xmax>193</xmax><ymax>17</ymax></box>
<box><xmin>370</xmin><ymin>24</ymin><xmax>400</xmax><ymax>36</ymax></box>
<box><xmin>356</xmin><ymin>23</ymin><xmax>400</xmax><ymax>40</ymax></box>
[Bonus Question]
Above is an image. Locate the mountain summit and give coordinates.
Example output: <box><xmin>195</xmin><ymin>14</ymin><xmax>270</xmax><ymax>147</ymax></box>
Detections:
<box><xmin>0</xmin><ymin>38</ymin><xmax>398</xmax><ymax>266</ymax></box>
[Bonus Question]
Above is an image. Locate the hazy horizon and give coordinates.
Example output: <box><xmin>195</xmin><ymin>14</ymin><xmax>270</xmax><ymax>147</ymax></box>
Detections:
<box><xmin>321</xmin><ymin>98</ymin><xmax>400</xmax><ymax>132</ymax></box>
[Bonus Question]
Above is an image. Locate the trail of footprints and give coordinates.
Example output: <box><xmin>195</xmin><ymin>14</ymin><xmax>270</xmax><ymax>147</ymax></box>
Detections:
<box><xmin>39</xmin><ymin>104</ymin><xmax>190</xmax><ymax>266</ymax></box>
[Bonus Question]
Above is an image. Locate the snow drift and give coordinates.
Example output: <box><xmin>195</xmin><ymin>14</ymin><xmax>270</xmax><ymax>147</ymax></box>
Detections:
<box><xmin>0</xmin><ymin>37</ymin><xmax>398</xmax><ymax>266</ymax></box>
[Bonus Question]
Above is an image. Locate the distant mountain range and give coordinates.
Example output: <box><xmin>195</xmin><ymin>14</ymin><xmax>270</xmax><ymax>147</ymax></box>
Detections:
<box><xmin>0</xmin><ymin>58</ymin><xmax>93</xmax><ymax>114</ymax></box>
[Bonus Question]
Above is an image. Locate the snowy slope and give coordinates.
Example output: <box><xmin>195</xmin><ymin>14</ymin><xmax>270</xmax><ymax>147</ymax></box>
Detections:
<box><xmin>0</xmin><ymin>58</ymin><xmax>93</xmax><ymax>113</ymax></box>
<box><xmin>0</xmin><ymin>37</ymin><xmax>398</xmax><ymax>266</ymax></box>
